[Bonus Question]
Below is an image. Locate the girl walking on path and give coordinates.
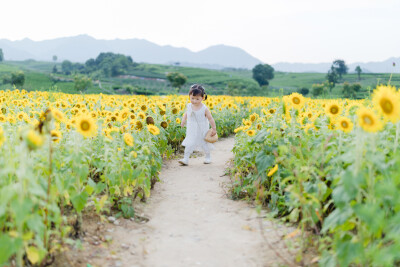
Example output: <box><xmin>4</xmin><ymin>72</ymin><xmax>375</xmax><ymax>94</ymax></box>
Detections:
<box><xmin>179</xmin><ymin>84</ymin><xmax>217</xmax><ymax>166</ymax></box>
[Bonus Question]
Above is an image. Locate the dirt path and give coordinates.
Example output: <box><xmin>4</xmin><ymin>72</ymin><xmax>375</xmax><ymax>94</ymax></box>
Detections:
<box><xmin>64</xmin><ymin>137</ymin><xmax>297</xmax><ymax>267</ymax></box>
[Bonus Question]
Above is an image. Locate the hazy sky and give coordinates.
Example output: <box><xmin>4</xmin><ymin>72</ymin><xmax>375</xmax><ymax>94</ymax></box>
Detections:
<box><xmin>1</xmin><ymin>0</ymin><xmax>399</xmax><ymax>64</ymax></box>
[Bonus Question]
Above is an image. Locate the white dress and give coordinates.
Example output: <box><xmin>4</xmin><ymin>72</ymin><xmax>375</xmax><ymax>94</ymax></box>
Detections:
<box><xmin>181</xmin><ymin>103</ymin><xmax>214</xmax><ymax>154</ymax></box>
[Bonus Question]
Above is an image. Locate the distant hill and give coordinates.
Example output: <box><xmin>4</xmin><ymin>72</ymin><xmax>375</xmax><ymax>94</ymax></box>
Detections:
<box><xmin>272</xmin><ymin>58</ymin><xmax>400</xmax><ymax>73</ymax></box>
<box><xmin>0</xmin><ymin>35</ymin><xmax>262</xmax><ymax>69</ymax></box>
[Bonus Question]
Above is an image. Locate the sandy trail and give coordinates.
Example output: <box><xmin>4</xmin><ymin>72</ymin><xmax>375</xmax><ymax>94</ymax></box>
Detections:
<box><xmin>67</xmin><ymin>137</ymin><xmax>297</xmax><ymax>267</ymax></box>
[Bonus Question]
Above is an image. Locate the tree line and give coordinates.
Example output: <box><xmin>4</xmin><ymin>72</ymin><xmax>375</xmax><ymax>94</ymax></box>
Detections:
<box><xmin>57</xmin><ymin>52</ymin><xmax>137</xmax><ymax>78</ymax></box>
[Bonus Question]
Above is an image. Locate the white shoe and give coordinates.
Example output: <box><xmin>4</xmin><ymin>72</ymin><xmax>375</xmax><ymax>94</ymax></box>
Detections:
<box><xmin>204</xmin><ymin>158</ymin><xmax>212</xmax><ymax>164</ymax></box>
<box><xmin>178</xmin><ymin>158</ymin><xmax>188</xmax><ymax>166</ymax></box>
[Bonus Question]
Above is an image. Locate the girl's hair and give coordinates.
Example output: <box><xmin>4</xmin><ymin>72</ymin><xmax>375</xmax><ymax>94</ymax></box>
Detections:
<box><xmin>189</xmin><ymin>84</ymin><xmax>207</xmax><ymax>100</ymax></box>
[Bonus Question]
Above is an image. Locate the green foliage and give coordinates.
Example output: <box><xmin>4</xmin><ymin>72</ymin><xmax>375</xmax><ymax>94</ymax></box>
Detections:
<box><xmin>311</xmin><ymin>83</ymin><xmax>326</xmax><ymax>97</ymax></box>
<box><xmin>166</xmin><ymin>72</ymin><xmax>187</xmax><ymax>90</ymax></box>
<box><xmin>88</xmin><ymin>52</ymin><xmax>136</xmax><ymax>77</ymax></box>
<box><xmin>355</xmin><ymin>65</ymin><xmax>362</xmax><ymax>81</ymax></box>
<box><xmin>2</xmin><ymin>74</ymin><xmax>10</xmax><ymax>85</ymax></box>
<box><xmin>326</xmin><ymin>66</ymin><xmax>339</xmax><ymax>87</ymax></box>
<box><xmin>252</xmin><ymin>64</ymin><xmax>274</xmax><ymax>86</ymax></box>
<box><xmin>342</xmin><ymin>82</ymin><xmax>362</xmax><ymax>98</ymax></box>
<box><xmin>298</xmin><ymin>87</ymin><xmax>309</xmax><ymax>96</ymax></box>
<box><xmin>0</xmin><ymin>48</ymin><xmax>3</xmax><ymax>62</ymax></box>
<box><xmin>225</xmin><ymin>81</ymin><xmax>247</xmax><ymax>96</ymax></box>
<box><xmin>74</xmin><ymin>74</ymin><xmax>92</xmax><ymax>92</ymax></box>
<box><xmin>61</xmin><ymin>60</ymin><xmax>73</xmax><ymax>75</ymax></box>
<box><xmin>332</xmin><ymin>59</ymin><xmax>348</xmax><ymax>79</ymax></box>
<box><xmin>11</xmin><ymin>71</ymin><xmax>25</xmax><ymax>87</ymax></box>
<box><xmin>232</xmin><ymin>101</ymin><xmax>400</xmax><ymax>266</ymax></box>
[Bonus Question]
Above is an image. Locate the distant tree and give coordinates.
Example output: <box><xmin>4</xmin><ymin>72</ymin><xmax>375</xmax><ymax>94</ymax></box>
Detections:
<box><xmin>11</xmin><ymin>71</ymin><xmax>25</xmax><ymax>87</ymax></box>
<box><xmin>0</xmin><ymin>48</ymin><xmax>3</xmax><ymax>62</ymax></box>
<box><xmin>61</xmin><ymin>60</ymin><xmax>73</xmax><ymax>75</ymax></box>
<box><xmin>73</xmin><ymin>63</ymin><xmax>86</xmax><ymax>74</ymax></box>
<box><xmin>85</xmin><ymin>58</ymin><xmax>97</xmax><ymax>73</ymax></box>
<box><xmin>52</xmin><ymin>55</ymin><xmax>57</xmax><ymax>62</ymax></box>
<box><xmin>226</xmin><ymin>81</ymin><xmax>247</xmax><ymax>96</ymax></box>
<box><xmin>342</xmin><ymin>82</ymin><xmax>361</xmax><ymax>98</ymax></box>
<box><xmin>355</xmin><ymin>65</ymin><xmax>362</xmax><ymax>81</ymax></box>
<box><xmin>298</xmin><ymin>87</ymin><xmax>309</xmax><ymax>96</ymax></box>
<box><xmin>74</xmin><ymin>74</ymin><xmax>92</xmax><ymax>92</ymax></box>
<box><xmin>326</xmin><ymin>66</ymin><xmax>339</xmax><ymax>88</ymax></box>
<box><xmin>166</xmin><ymin>72</ymin><xmax>187</xmax><ymax>92</ymax></box>
<box><xmin>2</xmin><ymin>75</ymin><xmax>11</xmax><ymax>84</ymax></box>
<box><xmin>312</xmin><ymin>83</ymin><xmax>327</xmax><ymax>97</ymax></box>
<box><xmin>252</xmin><ymin>64</ymin><xmax>274</xmax><ymax>86</ymax></box>
<box><xmin>52</xmin><ymin>65</ymin><xmax>58</xmax><ymax>74</ymax></box>
<box><xmin>92</xmin><ymin>52</ymin><xmax>135</xmax><ymax>77</ymax></box>
<box><xmin>332</xmin><ymin>59</ymin><xmax>348</xmax><ymax>79</ymax></box>
<box><xmin>124</xmin><ymin>84</ymin><xmax>135</xmax><ymax>94</ymax></box>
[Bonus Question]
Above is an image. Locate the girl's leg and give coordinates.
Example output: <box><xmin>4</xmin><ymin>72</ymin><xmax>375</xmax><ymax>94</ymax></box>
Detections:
<box><xmin>179</xmin><ymin>146</ymin><xmax>192</xmax><ymax>165</ymax></box>
<box><xmin>203</xmin><ymin>145</ymin><xmax>211</xmax><ymax>163</ymax></box>
<box><xmin>184</xmin><ymin>149</ymin><xmax>191</xmax><ymax>161</ymax></box>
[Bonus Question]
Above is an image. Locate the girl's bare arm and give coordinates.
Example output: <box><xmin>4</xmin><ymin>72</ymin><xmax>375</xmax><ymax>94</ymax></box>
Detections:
<box><xmin>181</xmin><ymin>112</ymin><xmax>187</xmax><ymax>127</ymax></box>
<box><xmin>205</xmin><ymin>109</ymin><xmax>217</xmax><ymax>136</ymax></box>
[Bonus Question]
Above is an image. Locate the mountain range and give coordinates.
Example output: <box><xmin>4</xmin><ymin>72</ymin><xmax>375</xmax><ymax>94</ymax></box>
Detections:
<box><xmin>0</xmin><ymin>35</ymin><xmax>262</xmax><ymax>69</ymax></box>
<box><xmin>0</xmin><ymin>35</ymin><xmax>399</xmax><ymax>73</ymax></box>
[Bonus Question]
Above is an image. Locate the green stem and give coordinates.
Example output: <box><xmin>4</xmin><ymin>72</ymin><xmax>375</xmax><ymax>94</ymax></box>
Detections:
<box><xmin>354</xmin><ymin>127</ymin><xmax>364</xmax><ymax>176</ymax></box>
<box><xmin>394</xmin><ymin>122</ymin><xmax>399</xmax><ymax>154</ymax></box>
<box><xmin>44</xmin><ymin>134</ymin><xmax>53</xmax><ymax>250</ymax></box>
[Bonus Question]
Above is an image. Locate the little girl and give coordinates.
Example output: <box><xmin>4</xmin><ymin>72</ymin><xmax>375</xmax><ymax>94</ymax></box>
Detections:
<box><xmin>179</xmin><ymin>84</ymin><xmax>217</xmax><ymax>165</ymax></box>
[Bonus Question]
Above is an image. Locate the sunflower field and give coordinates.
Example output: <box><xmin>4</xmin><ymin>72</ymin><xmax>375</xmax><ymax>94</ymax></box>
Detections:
<box><xmin>2</xmin><ymin>85</ymin><xmax>400</xmax><ymax>266</ymax></box>
<box><xmin>231</xmin><ymin>86</ymin><xmax>400</xmax><ymax>266</ymax></box>
<box><xmin>0</xmin><ymin>89</ymin><xmax>251</xmax><ymax>266</ymax></box>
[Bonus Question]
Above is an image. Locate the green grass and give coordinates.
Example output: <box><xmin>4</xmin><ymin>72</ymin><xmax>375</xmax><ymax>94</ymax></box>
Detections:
<box><xmin>2</xmin><ymin>60</ymin><xmax>400</xmax><ymax>98</ymax></box>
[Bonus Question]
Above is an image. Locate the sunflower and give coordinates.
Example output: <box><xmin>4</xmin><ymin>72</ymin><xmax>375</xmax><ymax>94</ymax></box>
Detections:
<box><xmin>372</xmin><ymin>85</ymin><xmax>400</xmax><ymax>123</ymax></box>
<box><xmin>246</xmin><ymin>130</ymin><xmax>256</xmax><ymax>137</ymax></box>
<box><xmin>103</xmin><ymin>129</ymin><xmax>113</xmax><ymax>140</ymax></box>
<box><xmin>326</xmin><ymin>101</ymin><xmax>341</xmax><ymax>117</ymax></box>
<box><xmin>267</xmin><ymin>164</ymin><xmax>278</xmax><ymax>177</ymax></box>
<box><xmin>234</xmin><ymin>126</ymin><xmax>244</xmax><ymax>133</ymax></box>
<box><xmin>244</xmin><ymin>120</ymin><xmax>252</xmax><ymax>127</ymax></box>
<box><xmin>123</xmin><ymin>133</ymin><xmax>134</xmax><ymax>147</ymax></box>
<box><xmin>50</xmin><ymin>130</ymin><xmax>62</xmax><ymax>142</ymax></box>
<box><xmin>135</xmin><ymin>120</ymin><xmax>143</xmax><ymax>130</ymax></box>
<box><xmin>288</xmin><ymin>93</ymin><xmax>305</xmax><ymax>109</ymax></box>
<box><xmin>249</xmin><ymin>113</ymin><xmax>258</xmax><ymax>122</ymax></box>
<box><xmin>172</xmin><ymin>107</ymin><xmax>179</xmax><ymax>115</ymax></box>
<box><xmin>26</xmin><ymin>129</ymin><xmax>44</xmax><ymax>150</ymax></box>
<box><xmin>130</xmin><ymin>151</ymin><xmax>138</xmax><ymax>158</ymax></box>
<box><xmin>336</xmin><ymin>117</ymin><xmax>353</xmax><ymax>133</ymax></box>
<box><xmin>52</xmin><ymin>109</ymin><xmax>65</xmax><ymax>122</ymax></box>
<box><xmin>75</xmin><ymin>115</ymin><xmax>98</xmax><ymax>138</ymax></box>
<box><xmin>89</xmin><ymin>111</ymin><xmax>97</xmax><ymax>119</ymax></box>
<box><xmin>17</xmin><ymin>112</ymin><xmax>27</xmax><ymax>121</ymax></box>
<box><xmin>176</xmin><ymin>118</ymin><xmax>181</xmax><ymax>124</ymax></box>
<box><xmin>120</xmin><ymin>109</ymin><xmax>130</xmax><ymax>121</ymax></box>
<box><xmin>147</xmin><ymin>124</ymin><xmax>160</xmax><ymax>135</ymax></box>
<box><xmin>160</xmin><ymin>121</ymin><xmax>168</xmax><ymax>129</ymax></box>
<box><xmin>140</xmin><ymin>104</ymin><xmax>148</xmax><ymax>112</ymax></box>
<box><xmin>0</xmin><ymin>127</ymin><xmax>5</xmax><ymax>147</ymax></box>
<box><xmin>357</xmin><ymin>107</ymin><xmax>383</xmax><ymax>133</ymax></box>
<box><xmin>159</xmin><ymin>108</ymin><xmax>166</xmax><ymax>116</ymax></box>
<box><xmin>146</xmin><ymin>116</ymin><xmax>155</xmax><ymax>125</ymax></box>
<box><xmin>138</xmin><ymin>111</ymin><xmax>146</xmax><ymax>120</ymax></box>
